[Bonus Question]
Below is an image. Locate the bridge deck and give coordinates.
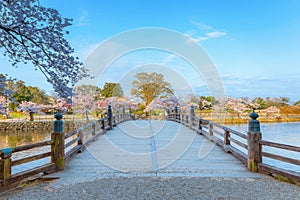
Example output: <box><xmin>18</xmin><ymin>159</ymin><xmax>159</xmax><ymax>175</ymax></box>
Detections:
<box><xmin>51</xmin><ymin>120</ymin><xmax>261</xmax><ymax>184</ymax></box>
<box><xmin>4</xmin><ymin>120</ymin><xmax>300</xmax><ymax>199</ymax></box>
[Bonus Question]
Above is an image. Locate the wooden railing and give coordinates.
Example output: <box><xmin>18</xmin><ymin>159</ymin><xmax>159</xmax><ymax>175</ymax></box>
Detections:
<box><xmin>168</xmin><ymin>109</ymin><xmax>300</xmax><ymax>183</ymax></box>
<box><xmin>258</xmin><ymin>140</ymin><xmax>300</xmax><ymax>182</ymax></box>
<box><xmin>0</xmin><ymin>112</ymin><xmax>132</xmax><ymax>192</ymax></box>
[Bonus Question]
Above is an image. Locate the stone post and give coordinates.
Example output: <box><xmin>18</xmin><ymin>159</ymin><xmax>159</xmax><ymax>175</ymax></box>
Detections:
<box><xmin>107</xmin><ymin>105</ymin><xmax>112</xmax><ymax>129</ymax></box>
<box><xmin>247</xmin><ymin>111</ymin><xmax>262</xmax><ymax>172</ymax></box>
<box><xmin>0</xmin><ymin>148</ymin><xmax>12</xmax><ymax>183</ymax></box>
<box><xmin>51</xmin><ymin>113</ymin><xmax>65</xmax><ymax>171</ymax></box>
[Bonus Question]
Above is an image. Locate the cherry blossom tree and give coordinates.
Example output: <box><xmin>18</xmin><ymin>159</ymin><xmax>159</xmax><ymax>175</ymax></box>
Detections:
<box><xmin>17</xmin><ymin>101</ymin><xmax>46</xmax><ymax>121</ymax></box>
<box><xmin>0</xmin><ymin>96</ymin><xmax>6</xmax><ymax>115</ymax></box>
<box><xmin>0</xmin><ymin>0</ymin><xmax>89</xmax><ymax>100</ymax></box>
<box><xmin>71</xmin><ymin>84</ymin><xmax>101</xmax><ymax>119</ymax></box>
<box><xmin>104</xmin><ymin>97</ymin><xmax>130</xmax><ymax>111</ymax></box>
<box><xmin>0</xmin><ymin>74</ymin><xmax>15</xmax><ymax>118</ymax></box>
<box><xmin>145</xmin><ymin>95</ymin><xmax>180</xmax><ymax>112</ymax></box>
<box><xmin>49</xmin><ymin>97</ymin><xmax>71</xmax><ymax>113</ymax></box>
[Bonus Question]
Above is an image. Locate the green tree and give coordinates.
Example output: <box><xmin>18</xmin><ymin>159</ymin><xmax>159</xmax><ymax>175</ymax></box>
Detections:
<box><xmin>131</xmin><ymin>72</ymin><xmax>174</xmax><ymax>106</ymax></box>
<box><xmin>101</xmin><ymin>82</ymin><xmax>123</xmax><ymax>98</ymax></box>
<box><xmin>279</xmin><ymin>96</ymin><xmax>290</xmax><ymax>106</ymax></box>
<box><xmin>10</xmin><ymin>81</ymin><xmax>31</xmax><ymax>103</ymax></box>
<box><xmin>74</xmin><ymin>84</ymin><xmax>101</xmax><ymax>101</ymax></box>
<box><xmin>294</xmin><ymin>100</ymin><xmax>300</xmax><ymax>106</ymax></box>
<box><xmin>7</xmin><ymin>79</ymin><xmax>50</xmax><ymax>108</ymax></box>
<box><xmin>27</xmin><ymin>86</ymin><xmax>50</xmax><ymax>105</ymax></box>
<box><xmin>255</xmin><ymin>97</ymin><xmax>267</xmax><ymax>109</ymax></box>
<box><xmin>199</xmin><ymin>96</ymin><xmax>218</xmax><ymax>109</ymax></box>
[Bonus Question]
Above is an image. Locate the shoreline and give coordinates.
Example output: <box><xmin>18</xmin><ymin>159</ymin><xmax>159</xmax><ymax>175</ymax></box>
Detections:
<box><xmin>199</xmin><ymin>117</ymin><xmax>300</xmax><ymax>124</ymax></box>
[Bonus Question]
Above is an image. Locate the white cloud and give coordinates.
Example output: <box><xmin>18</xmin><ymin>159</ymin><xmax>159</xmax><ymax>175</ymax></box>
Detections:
<box><xmin>206</xmin><ymin>31</ymin><xmax>226</xmax><ymax>38</ymax></box>
<box><xmin>186</xmin><ymin>21</ymin><xmax>226</xmax><ymax>44</ymax></box>
<box><xmin>190</xmin><ymin>21</ymin><xmax>213</xmax><ymax>31</ymax></box>
<box><xmin>220</xmin><ymin>74</ymin><xmax>300</xmax><ymax>101</ymax></box>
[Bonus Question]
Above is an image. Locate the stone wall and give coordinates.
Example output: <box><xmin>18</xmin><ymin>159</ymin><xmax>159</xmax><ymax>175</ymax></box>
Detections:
<box><xmin>0</xmin><ymin>120</ymin><xmax>92</xmax><ymax>131</ymax></box>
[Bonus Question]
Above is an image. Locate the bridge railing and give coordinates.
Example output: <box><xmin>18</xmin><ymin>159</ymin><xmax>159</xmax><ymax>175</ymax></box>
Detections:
<box><xmin>0</xmin><ymin>107</ymin><xmax>132</xmax><ymax>191</ymax></box>
<box><xmin>168</xmin><ymin>107</ymin><xmax>300</xmax><ymax>183</ymax></box>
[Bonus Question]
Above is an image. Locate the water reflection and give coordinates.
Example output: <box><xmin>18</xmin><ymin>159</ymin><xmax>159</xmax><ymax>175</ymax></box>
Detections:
<box><xmin>0</xmin><ymin>129</ymin><xmax>51</xmax><ymax>148</ymax></box>
<box><xmin>228</xmin><ymin>122</ymin><xmax>300</xmax><ymax>172</ymax></box>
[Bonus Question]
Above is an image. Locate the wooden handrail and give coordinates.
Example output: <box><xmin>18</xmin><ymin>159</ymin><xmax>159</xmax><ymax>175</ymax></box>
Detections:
<box><xmin>0</xmin><ymin>112</ymin><xmax>133</xmax><ymax>191</ymax></box>
<box><xmin>167</xmin><ymin>110</ymin><xmax>300</xmax><ymax>183</ymax></box>
<box><xmin>260</xmin><ymin>140</ymin><xmax>300</xmax><ymax>152</ymax></box>
<box><xmin>12</xmin><ymin>140</ymin><xmax>53</xmax><ymax>153</ymax></box>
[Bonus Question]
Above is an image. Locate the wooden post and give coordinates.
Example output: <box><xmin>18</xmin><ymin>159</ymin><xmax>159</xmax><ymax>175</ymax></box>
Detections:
<box><xmin>78</xmin><ymin>128</ymin><xmax>84</xmax><ymax>146</ymax></box>
<box><xmin>107</xmin><ymin>105</ymin><xmax>113</xmax><ymax>129</ymax></box>
<box><xmin>29</xmin><ymin>111</ymin><xmax>34</xmax><ymax>121</ymax></box>
<box><xmin>186</xmin><ymin>116</ymin><xmax>189</xmax><ymax>127</ymax></box>
<box><xmin>92</xmin><ymin>123</ymin><xmax>96</xmax><ymax>140</ymax></box>
<box><xmin>51</xmin><ymin>113</ymin><xmax>65</xmax><ymax>171</ymax></box>
<box><xmin>101</xmin><ymin>119</ymin><xmax>106</xmax><ymax>134</ymax></box>
<box><xmin>209</xmin><ymin>122</ymin><xmax>213</xmax><ymax>136</ymax></box>
<box><xmin>198</xmin><ymin>120</ymin><xmax>203</xmax><ymax>134</ymax></box>
<box><xmin>166</xmin><ymin>109</ymin><xmax>170</xmax><ymax>121</ymax></box>
<box><xmin>0</xmin><ymin>148</ymin><xmax>12</xmax><ymax>183</ymax></box>
<box><xmin>174</xmin><ymin>106</ymin><xmax>178</xmax><ymax>122</ymax></box>
<box><xmin>189</xmin><ymin>106</ymin><xmax>195</xmax><ymax>129</ymax></box>
<box><xmin>247</xmin><ymin>111</ymin><xmax>262</xmax><ymax>172</ymax></box>
<box><xmin>123</xmin><ymin>106</ymin><xmax>126</xmax><ymax>121</ymax></box>
<box><xmin>224</xmin><ymin>129</ymin><xmax>230</xmax><ymax>145</ymax></box>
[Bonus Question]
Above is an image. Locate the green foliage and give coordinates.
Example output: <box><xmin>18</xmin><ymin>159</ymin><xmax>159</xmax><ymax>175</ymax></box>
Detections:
<box><xmin>199</xmin><ymin>96</ymin><xmax>218</xmax><ymax>109</ymax></box>
<box><xmin>74</xmin><ymin>84</ymin><xmax>101</xmax><ymax>100</ymax></box>
<box><xmin>150</xmin><ymin>109</ymin><xmax>163</xmax><ymax>116</ymax></box>
<box><xmin>130</xmin><ymin>72</ymin><xmax>174</xmax><ymax>105</ymax></box>
<box><xmin>8</xmin><ymin>102</ymin><xmax>18</xmax><ymax>111</ymax></box>
<box><xmin>101</xmin><ymin>82</ymin><xmax>123</xmax><ymax>98</ymax></box>
<box><xmin>136</xmin><ymin>110</ymin><xmax>144</xmax><ymax>116</ymax></box>
<box><xmin>27</xmin><ymin>86</ymin><xmax>50</xmax><ymax>104</ymax></box>
<box><xmin>132</xmin><ymin>103</ymin><xmax>146</xmax><ymax>116</ymax></box>
<box><xmin>279</xmin><ymin>96</ymin><xmax>290</xmax><ymax>106</ymax></box>
<box><xmin>274</xmin><ymin>174</ymin><xmax>298</xmax><ymax>185</ymax></box>
<box><xmin>255</xmin><ymin>97</ymin><xmax>267</xmax><ymax>109</ymax></box>
<box><xmin>8</xmin><ymin>112</ymin><xmax>25</xmax><ymax>119</ymax></box>
<box><xmin>294</xmin><ymin>100</ymin><xmax>300</xmax><ymax>106</ymax></box>
<box><xmin>265</xmin><ymin>96</ymin><xmax>290</xmax><ymax>107</ymax></box>
<box><xmin>137</xmin><ymin>103</ymin><xmax>146</xmax><ymax>111</ymax></box>
<box><xmin>1</xmin><ymin>74</ymin><xmax>50</xmax><ymax>111</ymax></box>
<box><xmin>11</xmin><ymin>81</ymin><xmax>50</xmax><ymax>105</ymax></box>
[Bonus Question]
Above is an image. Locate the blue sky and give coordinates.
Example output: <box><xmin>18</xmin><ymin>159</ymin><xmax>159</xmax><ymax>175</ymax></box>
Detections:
<box><xmin>1</xmin><ymin>0</ymin><xmax>300</xmax><ymax>101</ymax></box>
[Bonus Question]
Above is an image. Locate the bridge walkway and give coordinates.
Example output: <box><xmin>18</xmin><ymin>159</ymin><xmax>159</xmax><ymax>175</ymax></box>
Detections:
<box><xmin>2</xmin><ymin>120</ymin><xmax>300</xmax><ymax>199</ymax></box>
<box><xmin>50</xmin><ymin>120</ymin><xmax>260</xmax><ymax>184</ymax></box>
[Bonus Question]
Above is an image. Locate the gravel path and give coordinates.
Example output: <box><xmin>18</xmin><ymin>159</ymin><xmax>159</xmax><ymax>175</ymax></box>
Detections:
<box><xmin>1</xmin><ymin>176</ymin><xmax>300</xmax><ymax>200</ymax></box>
